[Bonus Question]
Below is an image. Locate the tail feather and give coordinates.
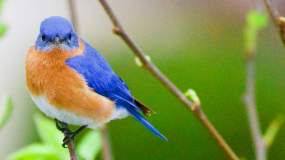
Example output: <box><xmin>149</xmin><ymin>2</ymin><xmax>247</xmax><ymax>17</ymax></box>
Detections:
<box><xmin>126</xmin><ymin>105</ymin><xmax>167</xmax><ymax>141</ymax></box>
<box><xmin>134</xmin><ymin>99</ymin><xmax>154</xmax><ymax>116</ymax></box>
<box><xmin>113</xmin><ymin>95</ymin><xmax>167</xmax><ymax>141</ymax></box>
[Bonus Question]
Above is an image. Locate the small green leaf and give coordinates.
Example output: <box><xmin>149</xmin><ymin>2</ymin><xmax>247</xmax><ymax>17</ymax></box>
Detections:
<box><xmin>78</xmin><ymin>130</ymin><xmax>102</xmax><ymax>160</ymax></box>
<box><xmin>263</xmin><ymin>115</ymin><xmax>285</xmax><ymax>148</ymax></box>
<box><xmin>0</xmin><ymin>95</ymin><xmax>13</xmax><ymax>129</ymax></box>
<box><xmin>7</xmin><ymin>144</ymin><xmax>60</xmax><ymax>160</ymax></box>
<box><xmin>134</xmin><ymin>55</ymin><xmax>151</xmax><ymax>67</ymax></box>
<box><xmin>185</xmin><ymin>89</ymin><xmax>200</xmax><ymax>106</ymax></box>
<box><xmin>33</xmin><ymin>113</ymin><xmax>63</xmax><ymax>147</ymax></box>
<box><xmin>244</xmin><ymin>10</ymin><xmax>268</xmax><ymax>53</ymax></box>
<box><xmin>0</xmin><ymin>23</ymin><xmax>7</xmax><ymax>38</ymax></box>
<box><xmin>247</xmin><ymin>11</ymin><xmax>268</xmax><ymax>29</ymax></box>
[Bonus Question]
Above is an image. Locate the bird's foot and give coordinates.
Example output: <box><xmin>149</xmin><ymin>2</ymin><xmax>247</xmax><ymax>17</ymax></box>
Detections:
<box><xmin>62</xmin><ymin>125</ymin><xmax>87</xmax><ymax>148</ymax></box>
<box><xmin>62</xmin><ymin>131</ymin><xmax>75</xmax><ymax>148</ymax></box>
<box><xmin>55</xmin><ymin>119</ymin><xmax>69</xmax><ymax>132</ymax></box>
<box><xmin>55</xmin><ymin>119</ymin><xmax>87</xmax><ymax>148</ymax></box>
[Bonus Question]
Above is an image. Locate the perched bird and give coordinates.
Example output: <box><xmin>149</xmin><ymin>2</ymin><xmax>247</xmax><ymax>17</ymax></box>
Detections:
<box><xmin>26</xmin><ymin>16</ymin><xmax>166</xmax><ymax>145</ymax></box>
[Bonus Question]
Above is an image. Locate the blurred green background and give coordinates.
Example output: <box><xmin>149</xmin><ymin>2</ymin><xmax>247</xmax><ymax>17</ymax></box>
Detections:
<box><xmin>1</xmin><ymin>0</ymin><xmax>285</xmax><ymax>159</ymax></box>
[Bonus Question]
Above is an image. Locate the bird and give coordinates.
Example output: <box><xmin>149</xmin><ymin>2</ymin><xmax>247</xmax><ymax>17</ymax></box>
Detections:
<box><xmin>25</xmin><ymin>16</ymin><xmax>167</xmax><ymax>146</ymax></box>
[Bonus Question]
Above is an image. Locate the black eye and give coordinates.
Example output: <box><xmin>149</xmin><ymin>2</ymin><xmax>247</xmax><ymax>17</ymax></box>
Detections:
<box><xmin>41</xmin><ymin>35</ymin><xmax>47</xmax><ymax>41</ymax></box>
<box><xmin>67</xmin><ymin>34</ymin><xmax>72</xmax><ymax>40</ymax></box>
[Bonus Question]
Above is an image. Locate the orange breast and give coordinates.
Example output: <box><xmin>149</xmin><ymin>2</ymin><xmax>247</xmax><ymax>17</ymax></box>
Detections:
<box><xmin>25</xmin><ymin>42</ymin><xmax>114</xmax><ymax>121</ymax></box>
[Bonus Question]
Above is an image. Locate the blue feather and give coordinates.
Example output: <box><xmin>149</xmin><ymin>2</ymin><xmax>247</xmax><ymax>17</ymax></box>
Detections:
<box><xmin>112</xmin><ymin>94</ymin><xmax>167</xmax><ymax>141</ymax></box>
<box><xmin>66</xmin><ymin>41</ymin><xmax>167</xmax><ymax>140</ymax></box>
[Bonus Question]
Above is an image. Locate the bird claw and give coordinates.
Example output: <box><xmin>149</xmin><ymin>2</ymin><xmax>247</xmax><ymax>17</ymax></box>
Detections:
<box><xmin>55</xmin><ymin>119</ymin><xmax>74</xmax><ymax>148</ymax></box>
<box><xmin>55</xmin><ymin>119</ymin><xmax>87</xmax><ymax>148</ymax></box>
<box><xmin>55</xmin><ymin>119</ymin><xmax>68</xmax><ymax>132</ymax></box>
<box><xmin>62</xmin><ymin>131</ymin><xmax>75</xmax><ymax>148</ymax></box>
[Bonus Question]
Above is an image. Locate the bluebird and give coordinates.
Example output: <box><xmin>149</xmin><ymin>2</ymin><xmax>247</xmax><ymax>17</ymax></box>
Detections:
<box><xmin>25</xmin><ymin>16</ymin><xmax>167</xmax><ymax>146</ymax></box>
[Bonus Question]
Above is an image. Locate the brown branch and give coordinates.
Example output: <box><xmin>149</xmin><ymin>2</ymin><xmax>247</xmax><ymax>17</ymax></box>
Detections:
<box><xmin>56</xmin><ymin>119</ymin><xmax>78</xmax><ymax>160</ymax></box>
<box><xmin>262</xmin><ymin>0</ymin><xmax>279</xmax><ymax>26</ymax></box>
<box><xmin>244</xmin><ymin>53</ymin><xmax>267</xmax><ymax>160</ymax></box>
<box><xmin>98</xmin><ymin>0</ymin><xmax>239</xmax><ymax>159</ymax></box>
<box><xmin>67</xmin><ymin>1</ymin><xmax>114</xmax><ymax>160</ymax></box>
<box><xmin>262</xmin><ymin>0</ymin><xmax>285</xmax><ymax>45</ymax></box>
<box><xmin>101</xmin><ymin>127</ymin><xmax>113</xmax><ymax>160</ymax></box>
<box><xmin>66</xmin><ymin>137</ymin><xmax>78</xmax><ymax>160</ymax></box>
<box><xmin>242</xmin><ymin>2</ymin><xmax>270</xmax><ymax>160</ymax></box>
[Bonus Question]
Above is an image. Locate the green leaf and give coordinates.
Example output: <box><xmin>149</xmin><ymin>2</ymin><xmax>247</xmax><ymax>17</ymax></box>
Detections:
<box><xmin>33</xmin><ymin>113</ymin><xmax>63</xmax><ymax>147</ymax></box>
<box><xmin>33</xmin><ymin>114</ymin><xmax>69</xmax><ymax>159</ymax></box>
<box><xmin>7</xmin><ymin>144</ymin><xmax>60</xmax><ymax>160</ymax></box>
<box><xmin>134</xmin><ymin>55</ymin><xmax>151</xmax><ymax>67</ymax></box>
<box><xmin>0</xmin><ymin>23</ymin><xmax>7</xmax><ymax>38</ymax></box>
<box><xmin>184</xmin><ymin>89</ymin><xmax>200</xmax><ymax>106</ymax></box>
<box><xmin>244</xmin><ymin>10</ymin><xmax>268</xmax><ymax>53</ymax></box>
<box><xmin>0</xmin><ymin>0</ymin><xmax>4</xmax><ymax>13</ymax></box>
<box><xmin>263</xmin><ymin>115</ymin><xmax>285</xmax><ymax>148</ymax></box>
<box><xmin>0</xmin><ymin>95</ymin><xmax>13</xmax><ymax>129</ymax></box>
<box><xmin>247</xmin><ymin>11</ymin><xmax>268</xmax><ymax>29</ymax></box>
<box><xmin>78</xmin><ymin>130</ymin><xmax>102</xmax><ymax>160</ymax></box>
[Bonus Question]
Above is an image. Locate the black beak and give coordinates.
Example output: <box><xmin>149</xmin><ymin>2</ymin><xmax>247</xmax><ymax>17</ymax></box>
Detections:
<box><xmin>54</xmin><ymin>36</ymin><xmax>60</xmax><ymax>45</ymax></box>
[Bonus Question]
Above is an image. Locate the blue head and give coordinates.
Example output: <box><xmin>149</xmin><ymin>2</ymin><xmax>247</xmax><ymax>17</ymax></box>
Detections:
<box><xmin>36</xmin><ymin>16</ymin><xmax>79</xmax><ymax>51</ymax></box>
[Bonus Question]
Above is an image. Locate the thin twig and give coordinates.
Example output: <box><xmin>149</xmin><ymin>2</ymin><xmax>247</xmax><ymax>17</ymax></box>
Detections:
<box><xmin>261</xmin><ymin>0</ymin><xmax>285</xmax><ymax>45</ymax></box>
<box><xmin>98</xmin><ymin>0</ymin><xmax>239</xmax><ymax>159</ymax></box>
<box><xmin>101</xmin><ymin>127</ymin><xmax>113</xmax><ymax>160</ymax></box>
<box><xmin>244</xmin><ymin>53</ymin><xmax>267</xmax><ymax>160</ymax></box>
<box><xmin>67</xmin><ymin>1</ymin><xmax>113</xmax><ymax>160</ymax></box>
<box><xmin>242</xmin><ymin>2</ymin><xmax>269</xmax><ymax>160</ymax></box>
<box><xmin>66</xmin><ymin>138</ymin><xmax>77</xmax><ymax>160</ymax></box>
<box><xmin>262</xmin><ymin>0</ymin><xmax>279</xmax><ymax>26</ymax></box>
<box><xmin>56</xmin><ymin>119</ymin><xmax>78</xmax><ymax>160</ymax></box>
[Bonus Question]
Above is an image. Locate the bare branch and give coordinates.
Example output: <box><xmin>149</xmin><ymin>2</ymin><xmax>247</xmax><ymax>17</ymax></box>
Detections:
<box><xmin>243</xmin><ymin>8</ymin><xmax>267</xmax><ymax>160</ymax></box>
<box><xmin>56</xmin><ymin>119</ymin><xmax>78</xmax><ymax>160</ymax></box>
<box><xmin>243</xmin><ymin>57</ymin><xmax>267</xmax><ymax>160</ymax></box>
<box><xmin>98</xmin><ymin>0</ymin><xmax>239</xmax><ymax>159</ymax></box>
<box><xmin>262</xmin><ymin>0</ymin><xmax>285</xmax><ymax>45</ymax></box>
<box><xmin>262</xmin><ymin>0</ymin><xmax>279</xmax><ymax>26</ymax></box>
<box><xmin>66</xmin><ymin>139</ymin><xmax>77</xmax><ymax>160</ymax></box>
<box><xmin>101</xmin><ymin>127</ymin><xmax>113</xmax><ymax>160</ymax></box>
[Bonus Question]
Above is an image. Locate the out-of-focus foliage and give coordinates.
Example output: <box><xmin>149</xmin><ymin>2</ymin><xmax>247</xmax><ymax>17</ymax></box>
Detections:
<box><xmin>0</xmin><ymin>95</ymin><xmax>13</xmax><ymax>129</ymax></box>
<box><xmin>0</xmin><ymin>0</ymin><xmax>4</xmax><ymax>12</ymax></box>
<box><xmin>263</xmin><ymin>115</ymin><xmax>285</xmax><ymax>148</ymax></box>
<box><xmin>0</xmin><ymin>0</ymin><xmax>7</xmax><ymax>38</ymax></box>
<box><xmin>34</xmin><ymin>114</ymin><xmax>64</xmax><ymax>147</ymax></box>
<box><xmin>244</xmin><ymin>10</ymin><xmax>268</xmax><ymax>52</ymax></box>
<box><xmin>8</xmin><ymin>113</ymin><xmax>102</xmax><ymax>160</ymax></box>
<box><xmin>8</xmin><ymin>144</ymin><xmax>61</xmax><ymax>160</ymax></box>
<box><xmin>78</xmin><ymin>131</ymin><xmax>102</xmax><ymax>160</ymax></box>
<box><xmin>0</xmin><ymin>23</ymin><xmax>7</xmax><ymax>38</ymax></box>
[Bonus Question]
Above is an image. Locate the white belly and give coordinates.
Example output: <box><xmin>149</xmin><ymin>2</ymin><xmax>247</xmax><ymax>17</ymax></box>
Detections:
<box><xmin>31</xmin><ymin>96</ymin><xmax>129</xmax><ymax>129</ymax></box>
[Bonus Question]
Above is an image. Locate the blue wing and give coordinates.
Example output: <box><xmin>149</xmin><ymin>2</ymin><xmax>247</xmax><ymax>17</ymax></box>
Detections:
<box><xmin>66</xmin><ymin>41</ymin><xmax>167</xmax><ymax>140</ymax></box>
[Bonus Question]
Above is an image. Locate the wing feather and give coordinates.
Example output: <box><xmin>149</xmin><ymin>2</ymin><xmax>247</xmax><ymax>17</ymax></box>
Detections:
<box><xmin>65</xmin><ymin>42</ymin><xmax>166</xmax><ymax>140</ymax></box>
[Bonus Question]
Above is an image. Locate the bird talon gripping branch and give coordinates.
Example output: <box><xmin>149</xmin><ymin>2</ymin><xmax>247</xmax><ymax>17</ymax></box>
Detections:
<box><xmin>62</xmin><ymin>133</ymin><xmax>74</xmax><ymax>148</ymax></box>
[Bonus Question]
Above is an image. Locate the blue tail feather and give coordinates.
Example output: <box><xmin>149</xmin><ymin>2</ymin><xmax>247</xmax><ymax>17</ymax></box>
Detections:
<box><xmin>113</xmin><ymin>95</ymin><xmax>167</xmax><ymax>141</ymax></box>
<box><xmin>127</xmin><ymin>106</ymin><xmax>168</xmax><ymax>141</ymax></box>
